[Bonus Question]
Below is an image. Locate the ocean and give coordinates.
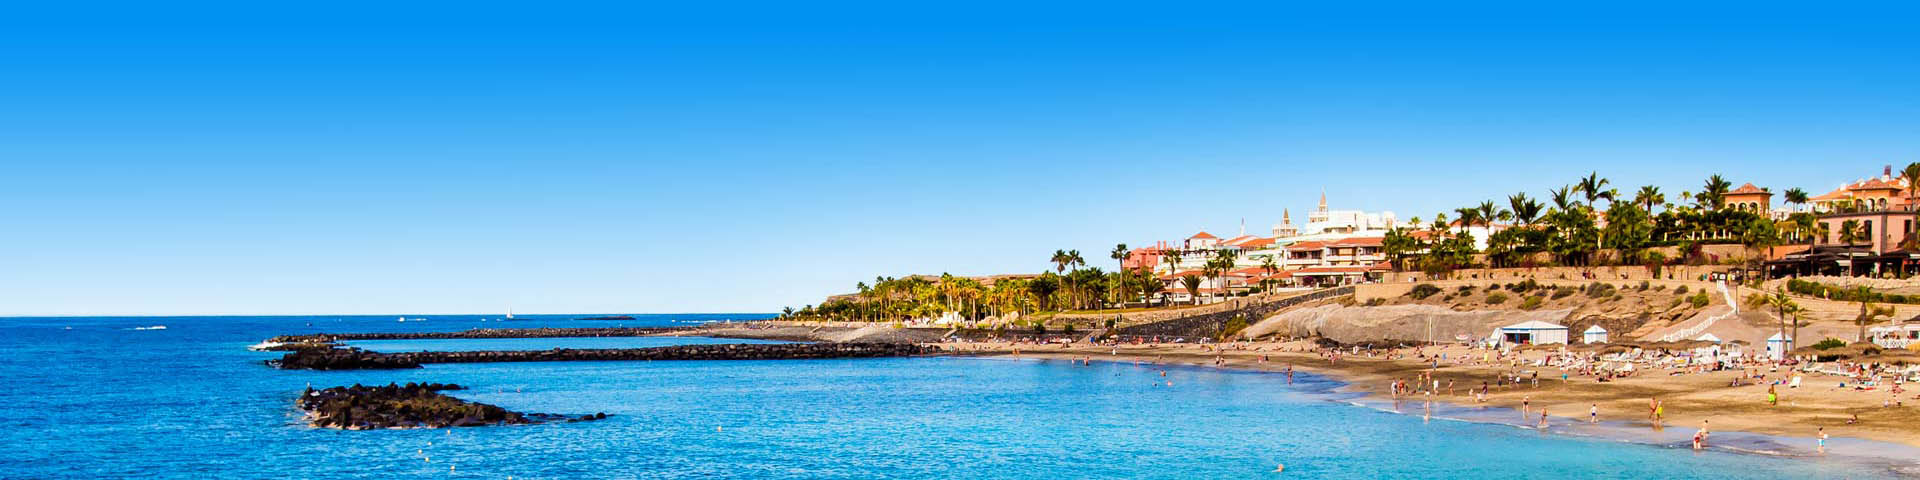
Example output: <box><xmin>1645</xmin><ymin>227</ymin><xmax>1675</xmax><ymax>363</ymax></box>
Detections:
<box><xmin>0</xmin><ymin>314</ymin><xmax>1910</xmax><ymax>479</ymax></box>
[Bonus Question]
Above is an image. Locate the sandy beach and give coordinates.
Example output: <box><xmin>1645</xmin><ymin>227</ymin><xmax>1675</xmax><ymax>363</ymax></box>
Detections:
<box><xmin>931</xmin><ymin>339</ymin><xmax>1920</xmax><ymax>452</ymax></box>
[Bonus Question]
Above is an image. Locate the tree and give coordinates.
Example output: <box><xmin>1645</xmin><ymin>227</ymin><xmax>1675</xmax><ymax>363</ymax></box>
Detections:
<box><xmin>1508</xmin><ymin>193</ymin><xmax>1543</xmax><ymax>226</ymax></box>
<box><xmin>1163</xmin><ymin>249</ymin><xmax>1184</xmax><ymax>276</ymax></box>
<box><xmin>1634</xmin><ymin>185</ymin><xmax>1665</xmax><ymax>216</ymax></box>
<box><xmin>781</xmin><ymin>306</ymin><xmax>795</xmax><ymax>319</ymax></box>
<box><xmin>1904</xmin><ymin>162</ymin><xmax>1920</xmax><ymax>250</ymax></box>
<box><xmin>1699</xmin><ymin>174</ymin><xmax>1732</xmax><ymax>211</ymax></box>
<box><xmin>1110</xmin><ymin>243</ymin><xmax>1130</xmax><ymax>305</ymax></box>
<box><xmin>1141</xmin><ymin>271</ymin><xmax>1166</xmax><ymax>306</ymax></box>
<box><xmin>1180</xmin><ymin>275</ymin><xmax>1203</xmax><ymax>306</ymax></box>
<box><xmin>1382</xmin><ymin>227</ymin><xmax>1418</xmax><ymax>272</ymax></box>
<box><xmin>1259</xmin><ymin>256</ymin><xmax>1280</xmax><ymax>295</ymax></box>
<box><xmin>1738</xmin><ymin>216</ymin><xmax>1781</xmax><ymax>268</ymax></box>
<box><xmin>1850</xmin><ymin>285</ymin><xmax>1895</xmax><ymax>342</ymax></box>
<box><xmin>1766</xmin><ymin>287</ymin><xmax>1797</xmax><ymax>352</ymax></box>
<box><xmin>1577</xmin><ymin>172</ymin><xmax>1613</xmax><ymax>207</ymax></box>
<box><xmin>1840</xmin><ymin>219</ymin><xmax>1865</xmax><ymax>276</ymax></box>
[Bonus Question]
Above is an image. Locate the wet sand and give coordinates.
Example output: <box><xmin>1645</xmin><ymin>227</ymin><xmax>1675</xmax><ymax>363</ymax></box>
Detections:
<box><xmin>932</xmin><ymin>340</ymin><xmax>1920</xmax><ymax>456</ymax></box>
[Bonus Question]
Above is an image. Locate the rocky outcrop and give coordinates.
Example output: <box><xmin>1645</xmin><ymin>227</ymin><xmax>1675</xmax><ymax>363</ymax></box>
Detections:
<box><xmin>267</xmin><ymin>327</ymin><xmax>696</xmax><ymax>344</ymax></box>
<box><xmin>271</xmin><ymin>342</ymin><xmax>933</xmax><ymax>370</ymax></box>
<box><xmin>299</xmin><ymin>382</ymin><xmax>608</xmax><ymax>429</ymax></box>
<box><xmin>1114</xmin><ymin>287</ymin><xmax>1355</xmax><ymax>339</ymax></box>
<box><xmin>1245</xmin><ymin>303</ymin><xmax>1575</xmax><ymax>344</ymax></box>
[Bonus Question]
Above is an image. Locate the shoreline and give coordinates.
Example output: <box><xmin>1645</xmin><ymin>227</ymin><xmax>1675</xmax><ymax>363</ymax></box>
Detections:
<box><xmin>931</xmin><ymin>340</ymin><xmax>1920</xmax><ymax>471</ymax></box>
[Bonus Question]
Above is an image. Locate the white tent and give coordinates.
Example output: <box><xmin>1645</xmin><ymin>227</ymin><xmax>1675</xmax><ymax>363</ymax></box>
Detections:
<box><xmin>1497</xmin><ymin>320</ymin><xmax>1569</xmax><ymax>345</ymax></box>
<box><xmin>1766</xmin><ymin>333</ymin><xmax>1793</xmax><ymax>361</ymax></box>
<box><xmin>1582</xmin><ymin>325</ymin><xmax>1609</xmax><ymax>344</ymax></box>
<box><xmin>1695</xmin><ymin>333</ymin><xmax>1721</xmax><ymax>343</ymax></box>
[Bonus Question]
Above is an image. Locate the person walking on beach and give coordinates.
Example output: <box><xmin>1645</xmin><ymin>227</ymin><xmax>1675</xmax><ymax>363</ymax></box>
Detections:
<box><xmin>1538</xmin><ymin>409</ymin><xmax>1549</xmax><ymax>429</ymax></box>
<box><xmin>1589</xmin><ymin>404</ymin><xmax>1598</xmax><ymax>424</ymax></box>
<box><xmin>1767</xmin><ymin>384</ymin><xmax>1778</xmax><ymax>406</ymax></box>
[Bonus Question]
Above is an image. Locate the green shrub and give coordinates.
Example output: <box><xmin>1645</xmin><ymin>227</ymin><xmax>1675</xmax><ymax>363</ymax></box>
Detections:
<box><xmin>1509</xmin><ymin>279</ymin><xmax>1539</xmax><ymax>292</ymax></box>
<box><xmin>1637</xmin><ymin>280</ymin><xmax>1650</xmax><ymax>291</ymax></box>
<box><xmin>1409</xmin><ymin>283</ymin><xmax>1442</xmax><ymax>300</ymax></box>
<box><xmin>1584</xmin><ymin>282</ymin><xmax>1616</xmax><ymax>299</ymax></box>
<box><xmin>1486</xmin><ymin>293</ymin><xmax>1509</xmax><ymax>305</ymax></box>
<box><xmin>1218</xmin><ymin>315</ymin><xmax>1246</xmax><ymax>341</ymax></box>
<box><xmin>1654</xmin><ymin>285</ymin><xmax>1667</xmax><ymax>291</ymax></box>
<box><xmin>1366</xmin><ymin>298</ymin><xmax>1387</xmax><ymax>306</ymax></box>
<box><xmin>1551</xmin><ymin>287</ymin><xmax>1576</xmax><ymax>300</ymax></box>
<box><xmin>1487</xmin><ymin>283</ymin><xmax>1502</xmax><ymax>291</ymax></box>
<box><xmin>1813</xmin><ymin>338</ymin><xmax>1847</xmax><ymax>350</ymax></box>
<box><xmin>1668</xmin><ymin>298</ymin><xmax>1684</xmax><ymax>309</ymax></box>
<box><xmin>1520</xmin><ymin>296</ymin><xmax>1543</xmax><ymax>310</ymax></box>
<box><xmin>1674</xmin><ymin>285</ymin><xmax>1689</xmax><ymax>295</ymax></box>
<box><xmin>1457</xmin><ymin>285</ymin><xmax>1476</xmax><ymax>294</ymax></box>
<box><xmin>1688</xmin><ymin>291</ymin><xmax>1711</xmax><ymax>308</ymax></box>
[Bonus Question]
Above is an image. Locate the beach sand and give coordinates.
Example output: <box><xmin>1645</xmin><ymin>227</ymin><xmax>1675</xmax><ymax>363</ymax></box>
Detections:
<box><xmin>932</xmin><ymin>340</ymin><xmax>1920</xmax><ymax>450</ymax></box>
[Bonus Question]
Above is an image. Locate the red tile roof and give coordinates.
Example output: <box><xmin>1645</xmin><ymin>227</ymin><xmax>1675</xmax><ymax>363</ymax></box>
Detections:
<box><xmin>1330</xmin><ymin>237</ymin><xmax>1384</xmax><ymax>247</ymax></box>
<box><xmin>1237</xmin><ymin>237</ymin><xmax>1277</xmax><ymax>248</ymax></box>
<box><xmin>1727</xmin><ymin>183</ymin><xmax>1769</xmax><ymax>196</ymax></box>
<box><xmin>1850</xmin><ymin>178</ymin><xmax>1902</xmax><ymax>191</ymax></box>
<box><xmin>1287</xmin><ymin>241</ymin><xmax>1326</xmax><ymax>250</ymax></box>
<box><xmin>1189</xmin><ymin>231</ymin><xmax>1217</xmax><ymax>239</ymax></box>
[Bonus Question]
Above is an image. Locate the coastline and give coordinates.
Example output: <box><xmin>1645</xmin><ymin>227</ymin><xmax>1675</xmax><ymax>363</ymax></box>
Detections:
<box><xmin>929</xmin><ymin>340</ymin><xmax>1920</xmax><ymax>471</ymax></box>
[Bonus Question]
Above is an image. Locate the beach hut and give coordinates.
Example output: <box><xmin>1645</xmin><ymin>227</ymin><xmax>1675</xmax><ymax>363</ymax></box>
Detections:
<box><xmin>1497</xmin><ymin>320</ymin><xmax>1569</xmax><ymax>346</ymax></box>
<box><xmin>1765</xmin><ymin>333</ymin><xmax>1793</xmax><ymax>361</ymax></box>
<box><xmin>1582</xmin><ymin>325</ymin><xmax>1609</xmax><ymax>344</ymax></box>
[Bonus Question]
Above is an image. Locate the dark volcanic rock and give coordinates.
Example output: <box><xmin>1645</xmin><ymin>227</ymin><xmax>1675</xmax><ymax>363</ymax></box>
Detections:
<box><xmin>271</xmin><ymin>342</ymin><xmax>932</xmax><ymax>370</ymax></box>
<box><xmin>266</xmin><ymin>326</ymin><xmax>698</xmax><ymax>344</ymax></box>
<box><xmin>298</xmin><ymin>382</ymin><xmax>609</xmax><ymax>429</ymax></box>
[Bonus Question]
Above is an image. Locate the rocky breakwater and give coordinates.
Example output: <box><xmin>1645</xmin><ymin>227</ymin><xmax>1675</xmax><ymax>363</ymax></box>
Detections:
<box><xmin>267</xmin><ymin>326</ymin><xmax>697</xmax><ymax>344</ymax></box>
<box><xmin>271</xmin><ymin>342</ymin><xmax>934</xmax><ymax>370</ymax></box>
<box><xmin>300</xmin><ymin>382</ymin><xmax>608</xmax><ymax>429</ymax></box>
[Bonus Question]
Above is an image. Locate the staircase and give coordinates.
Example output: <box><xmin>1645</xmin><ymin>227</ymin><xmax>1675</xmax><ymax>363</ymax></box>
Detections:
<box><xmin>1658</xmin><ymin>282</ymin><xmax>1738</xmax><ymax>342</ymax></box>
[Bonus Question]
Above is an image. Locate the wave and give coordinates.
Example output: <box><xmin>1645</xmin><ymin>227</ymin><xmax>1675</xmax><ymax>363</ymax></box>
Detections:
<box><xmin>130</xmin><ymin>325</ymin><xmax>167</xmax><ymax>331</ymax></box>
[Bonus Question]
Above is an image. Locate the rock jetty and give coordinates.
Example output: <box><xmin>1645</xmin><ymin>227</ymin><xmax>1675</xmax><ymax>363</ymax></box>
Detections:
<box><xmin>271</xmin><ymin>342</ymin><xmax>932</xmax><ymax>370</ymax></box>
<box><xmin>299</xmin><ymin>382</ymin><xmax>608</xmax><ymax>429</ymax></box>
<box><xmin>267</xmin><ymin>326</ymin><xmax>695</xmax><ymax>344</ymax></box>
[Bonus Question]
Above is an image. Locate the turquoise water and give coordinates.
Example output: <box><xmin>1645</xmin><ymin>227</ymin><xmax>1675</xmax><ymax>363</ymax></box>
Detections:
<box><xmin>1</xmin><ymin>315</ymin><xmax>1912</xmax><ymax>479</ymax></box>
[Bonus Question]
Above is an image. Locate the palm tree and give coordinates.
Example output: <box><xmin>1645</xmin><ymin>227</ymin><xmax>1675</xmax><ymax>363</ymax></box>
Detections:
<box><xmin>1508</xmin><ymin>193</ymin><xmax>1542</xmax><ymax>226</ymax></box>
<box><xmin>781</xmin><ymin>306</ymin><xmax>795</xmax><ymax>319</ymax></box>
<box><xmin>1767</xmin><ymin>288</ymin><xmax>1797</xmax><ymax>352</ymax></box>
<box><xmin>1840</xmin><ymin>219</ymin><xmax>1865</xmax><ymax>276</ymax></box>
<box><xmin>1141</xmin><ymin>273</ymin><xmax>1166</xmax><ymax>307</ymax></box>
<box><xmin>1260</xmin><ymin>256</ymin><xmax>1280</xmax><ymax>295</ymax></box>
<box><xmin>1577</xmin><ymin>172</ymin><xmax>1613</xmax><ymax>207</ymax></box>
<box><xmin>1634</xmin><ymin>185</ymin><xmax>1665</xmax><ymax>215</ymax></box>
<box><xmin>1180</xmin><ymin>275</ymin><xmax>1202</xmax><ymax>306</ymax></box>
<box><xmin>1163</xmin><ymin>249</ymin><xmax>1184</xmax><ymax>276</ymax></box>
<box><xmin>1382</xmin><ymin>227</ymin><xmax>1417</xmax><ymax>272</ymax></box>
<box><xmin>1851</xmin><ymin>285</ymin><xmax>1894</xmax><ymax>342</ymax></box>
<box><xmin>1474</xmin><ymin>200</ymin><xmax>1509</xmax><ymax>275</ymax></box>
<box><xmin>1110</xmin><ymin>243</ymin><xmax>1130</xmax><ymax>305</ymax></box>
<box><xmin>1700</xmin><ymin>174</ymin><xmax>1732</xmax><ymax>211</ymax></box>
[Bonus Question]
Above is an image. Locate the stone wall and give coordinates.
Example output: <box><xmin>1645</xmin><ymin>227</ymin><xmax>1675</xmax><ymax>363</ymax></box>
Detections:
<box><xmin>1112</xmin><ymin>286</ymin><xmax>1354</xmax><ymax>339</ymax></box>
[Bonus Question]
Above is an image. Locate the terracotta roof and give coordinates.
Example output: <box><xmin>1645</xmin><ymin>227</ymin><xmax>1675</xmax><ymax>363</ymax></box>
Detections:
<box><xmin>1849</xmin><ymin>177</ymin><xmax>1903</xmax><ymax>191</ymax></box>
<box><xmin>1220</xmin><ymin>235</ymin><xmax>1259</xmax><ymax>245</ymax></box>
<box><xmin>1238</xmin><ymin>237</ymin><xmax>1277</xmax><ymax>248</ymax></box>
<box><xmin>1189</xmin><ymin>231</ymin><xmax>1217</xmax><ymax>239</ymax></box>
<box><xmin>1810</xmin><ymin>187</ymin><xmax>1852</xmax><ymax>202</ymax></box>
<box><xmin>1158</xmin><ymin>270</ymin><xmax>1205</xmax><ymax>280</ymax></box>
<box><xmin>1727</xmin><ymin>183</ymin><xmax>1770</xmax><ymax>196</ymax></box>
<box><xmin>1329</xmin><ymin>237</ymin><xmax>1384</xmax><ymax>247</ymax></box>
<box><xmin>1291</xmin><ymin>265</ymin><xmax>1375</xmax><ymax>275</ymax></box>
<box><xmin>1287</xmin><ymin>241</ymin><xmax>1326</xmax><ymax>250</ymax></box>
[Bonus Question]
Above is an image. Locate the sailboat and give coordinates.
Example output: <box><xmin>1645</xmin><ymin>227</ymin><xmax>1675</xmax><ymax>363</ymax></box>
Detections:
<box><xmin>506</xmin><ymin>306</ymin><xmax>515</xmax><ymax>321</ymax></box>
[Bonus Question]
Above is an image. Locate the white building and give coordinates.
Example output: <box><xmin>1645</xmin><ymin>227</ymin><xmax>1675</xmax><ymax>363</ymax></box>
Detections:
<box><xmin>1297</xmin><ymin>192</ymin><xmax>1396</xmax><ymax>237</ymax></box>
<box><xmin>1497</xmin><ymin>320</ymin><xmax>1569</xmax><ymax>345</ymax></box>
<box><xmin>1766</xmin><ymin>333</ymin><xmax>1794</xmax><ymax>360</ymax></box>
<box><xmin>1582</xmin><ymin>325</ymin><xmax>1608</xmax><ymax>344</ymax></box>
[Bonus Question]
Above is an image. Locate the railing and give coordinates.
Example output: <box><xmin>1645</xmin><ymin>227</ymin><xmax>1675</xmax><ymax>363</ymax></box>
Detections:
<box><xmin>1659</xmin><ymin>282</ymin><xmax>1738</xmax><ymax>342</ymax></box>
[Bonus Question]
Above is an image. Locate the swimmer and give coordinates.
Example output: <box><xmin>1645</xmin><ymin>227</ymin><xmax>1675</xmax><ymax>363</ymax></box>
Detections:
<box><xmin>1274</xmin><ymin>463</ymin><xmax>1285</xmax><ymax>473</ymax></box>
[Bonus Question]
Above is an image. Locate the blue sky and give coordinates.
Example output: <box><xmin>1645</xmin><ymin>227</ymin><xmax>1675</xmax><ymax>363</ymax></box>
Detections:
<box><xmin>3</xmin><ymin>2</ymin><xmax>1918</xmax><ymax>315</ymax></box>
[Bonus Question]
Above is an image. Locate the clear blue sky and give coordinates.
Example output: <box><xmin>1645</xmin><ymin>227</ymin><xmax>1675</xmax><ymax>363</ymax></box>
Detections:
<box><xmin>3</xmin><ymin>2</ymin><xmax>1918</xmax><ymax>315</ymax></box>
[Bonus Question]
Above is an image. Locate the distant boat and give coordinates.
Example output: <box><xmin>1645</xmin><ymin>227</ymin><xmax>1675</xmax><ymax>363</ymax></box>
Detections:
<box><xmin>507</xmin><ymin>307</ymin><xmax>515</xmax><ymax>320</ymax></box>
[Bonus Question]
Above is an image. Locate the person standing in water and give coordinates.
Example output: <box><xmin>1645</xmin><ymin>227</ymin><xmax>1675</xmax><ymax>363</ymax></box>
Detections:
<box><xmin>1817</xmin><ymin>427</ymin><xmax>1829</xmax><ymax>454</ymax></box>
<box><xmin>1589</xmin><ymin>404</ymin><xmax>1598</xmax><ymax>424</ymax></box>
